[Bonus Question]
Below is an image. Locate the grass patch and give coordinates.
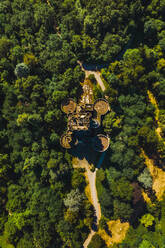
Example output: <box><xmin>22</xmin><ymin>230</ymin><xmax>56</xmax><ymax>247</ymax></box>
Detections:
<box><xmin>142</xmin><ymin>150</ymin><xmax>165</xmax><ymax>201</ymax></box>
<box><xmin>0</xmin><ymin>236</ymin><xmax>14</xmax><ymax>248</ymax></box>
<box><xmin>142</xmin><ymin>190</ymin><xmax>152</xmax><ymax>204</ymax></box>
<box><xmin>85</xmin><ymin>184</ymin><xmax>93</xmax><ymax>204</ymax></box>
<box><xmin>147</xmin><ymin>90</ymin><xmax>165</xmax><ymax>144</ymax></box>
<box><xmin>98</xmin><ymin>219</ymin><xmax>129</xmax><ymax>247</ymax></box>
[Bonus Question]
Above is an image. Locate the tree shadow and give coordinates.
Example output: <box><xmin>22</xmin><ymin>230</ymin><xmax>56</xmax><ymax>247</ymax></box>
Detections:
<box><xmin>82</xmin><ymin>62</ymin><xmax>109</xmax><ymax>71</ymax></box>
<box><xmin>143</xmin><ymin>149</ymin><xmax>165</xmax><ymax>172</ymax></box>
<box><xmin>92</xmin><ymin>215</ymin><xmax>98</xmax><ymax>232</ymax></box>
<box><xmin>104</xmin><ymin>225</ymin><xmax>112</xmax><ymax>237</ymax></box>
<box><xmin>69</xmin><ymin>137</ymin><xmax>101</xmax><ymax>167</ymax></box>
<box><xmin>131</xmin><ymin>182</ymin><xmax>146</xmax><ymax>228</ymax></box>
<box><xmin>69</xmin><ymin>130</ymin><xmax>102</xmax><ymax>167</ymax></box>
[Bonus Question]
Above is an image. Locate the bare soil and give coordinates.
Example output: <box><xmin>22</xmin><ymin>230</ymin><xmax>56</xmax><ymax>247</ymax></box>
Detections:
<box><xmin>94</xmin><ymin>100</ymin><xmax>109</xmax><ymax>115</ymax></box>
<box><xmin>147</xmin><ymin>90</ymin><xmax>165</xmax><ymax>145</ymax></box>
<box><xmin>98</xmin><ymin>219</ymin><xmax>129</xmax><ymax>247</ymax></box>
<box><xmin>142</xmin><ymin>150</ymin><xmax>165</xmax><ymax>201</ymax></box>
<box><xmin>72</xmin><ymin>157</ymin><xmax>101</xmax><ymax>248</ymax></box>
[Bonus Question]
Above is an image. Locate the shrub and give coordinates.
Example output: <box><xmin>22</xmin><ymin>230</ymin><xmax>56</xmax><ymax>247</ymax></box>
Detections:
<box><xmin>87</xmin><ymin>234</ymin><xmax>106</xmax><ymax>248</ymax></box>
<box><xmin>14</xmin><ymin>63</ymin><xmax>29</xmax><ymax>78</ymax></box>
<box><xmin>137</xmin><ymin>168</ymin><xmax>152</xmax><ymax>189</ymax></box>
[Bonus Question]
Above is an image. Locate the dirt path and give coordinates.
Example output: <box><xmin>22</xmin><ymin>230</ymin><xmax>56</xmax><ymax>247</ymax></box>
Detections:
<box><xmin>142</xmin><ymin>150</ymin><xmax>165</xmax><ymax>201</ymax></box>
<box><xmin>73</xmin><ymin>157</ymin><xmax>102</xmax><ymax>248</ymax></box>
<box><xmin>86</xmin><ymin>168</ymin><xmax>101</xmax><ymax>225</ymax></box>
<box><xmin>147</xmin><ymin>90</ymin><xmax>165</xmax><ymax>144</ymax></box>
<box><xmin>83</xmin><ymin>167</ymin><xmax>101</xmax><ymax>248</ymax></box>
<box><xmin>83</xmin><ymin>230</ymin><xmax>95</xmax><ymax>248</ymax></box>
<box><xmin>77</xmin><ymin>61</ymin><xmax>106</xmax><ymax>92</ymax></box>
<box><xmin>72</xmin><ymin>144</ymin><xmax>102</xmax><ymax>247</ymax></box>
<box><xmin>75</xmin><ymin>61</ymin><xmax>106</xmax><ymax>247</ymax></box>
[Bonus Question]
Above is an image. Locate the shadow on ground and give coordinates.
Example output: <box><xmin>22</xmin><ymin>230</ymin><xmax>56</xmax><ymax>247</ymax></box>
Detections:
<box><xmin>69</xmin><ymin>140</ymin><xmax>101</xmax><ymax>167</ymax></box>
<box><xmin>92</xmin><ymin>215</ymin><xmax>98</xmax><ymax>232</ymax></box>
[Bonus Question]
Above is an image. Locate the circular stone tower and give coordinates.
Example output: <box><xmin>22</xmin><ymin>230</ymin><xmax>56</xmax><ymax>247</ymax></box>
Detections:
<box><xmin>92</xmin><ymin>134</ymin><xmax>110</xmax><ymax>152</ymax></box>
<box><xmin>93</xmin><ymin>98</ymin><xmax>110</xmax><ymax>115</ymax></box>
<box><xmin>60</xmin><ymin>133</ymin><xmax>73</xmax><ymax>149</ymax></box>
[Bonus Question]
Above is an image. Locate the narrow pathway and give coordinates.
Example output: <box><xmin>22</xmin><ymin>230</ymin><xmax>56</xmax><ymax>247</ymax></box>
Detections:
<box><xmin>83</xmin><ymin>153</ymin><xmax>106</xmax><ymax>247</ymax></box>
<box><xmin>73</xmin><ymin>157</ymin><xmax>102</xmax><ymax>248</ymax></box>
<box><xmin>86</xmin><ymin>168</ymin><xmax>101</xmax><ymax>225</ymax></box>
<box><xmin>83</xmin><ymin>230</ymin><xmax>95</xmax><ymax>248</ymax></box>
<box><xmin>76</xmin><ymin>60</ymin><xmax>107</xmax><ymax>247</ymax></box>
<box><xmin>83</xmin><ymin>166</ymin><xmax>101</xmax><ymax>248</ymax></box>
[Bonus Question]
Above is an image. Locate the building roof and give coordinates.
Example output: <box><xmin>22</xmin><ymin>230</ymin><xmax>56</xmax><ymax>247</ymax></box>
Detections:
<box><xmin>60</xmin><ymin>98</ymin><xmax>110</xmax><ymax>151</ymax></box>
<box><xmin>93</xmin><ymin>98</ymin><xmax>110</xmax><ymax>115</ymax></box>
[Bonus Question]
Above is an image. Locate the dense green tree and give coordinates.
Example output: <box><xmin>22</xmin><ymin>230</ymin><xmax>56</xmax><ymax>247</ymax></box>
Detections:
<box><xmin>113</xmin><ymin>200</ymin><xmax>133</xmax><ymax>220</ymax></box>
<box><xmin>0</xmin><ymin>0</ymin><xmax>165</xmax><ymax>247</ymax></box>
<box><xmin>88</xmin><ymin>234</ymin><xmax>106</xmax><ymax>248</ymax></box>
<box><xmin>144</xmin><ymin>20</ymin><xmax>157</xmax><ymax>40</ymax></box>
<box><xmin>71</xmin><ymin>169</ymin><xmax>85</xmax><ymax>189</ymax></box>
<box><xmin>138</xmin><ymin>126</ymin><xmax>159</xmax><ymax>153</ymax></box>
<box><xmin>6</xmin><ymin>184</ymin><xmax>27</xmax><ymax>213</ymax></box>
<box><xmin>14</xmin><ymin>63</ymin><xmax>30</xmax><ymax>78</ymax></box>
<box><xmin>16</xmin><ymin>233</ymin><xmax>34</xmax><ymax>248</ymax></box>
<box><xmin>139</xmin><ymin>239</ymin><xmax>155</xmax><ymax>248</ymax></box>
<box><xmin>0</xmin><ymin>37</ymin><xmax>12</xmax><ymax>59</ymax></box>
<box><xmin>140</xmin><ymin>214</ymin><xmax>155</xmax><ymax>228</ymax></box>
<box><xmin>99</xmin><ymin>189</ymin><xmax>113</xmax><ymax>218</ymax></box>
<box><xmin>137</xmin><ymin>168</ymin><xmax>153</xmax><ymax>189</ymax></box>
<box><xmin>110</xmin><ymin>178</ymin><xmax>133</xmax><ymax>201</ymax></box>
<box><xmin>64</xmin><ymin>189</ymin><xmax>85</xmax><ymax>212</ymax></box>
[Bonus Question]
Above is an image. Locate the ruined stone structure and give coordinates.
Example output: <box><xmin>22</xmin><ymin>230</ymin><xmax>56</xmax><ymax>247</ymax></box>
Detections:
<box><xmin>60</xmin><ymin>98</ymin><xmax>110</xmax><ymax>152</ymax></box>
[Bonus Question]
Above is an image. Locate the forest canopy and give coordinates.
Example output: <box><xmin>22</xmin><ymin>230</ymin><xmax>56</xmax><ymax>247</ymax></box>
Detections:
<box><xmin>0</xmin><ymin>0</ymin><xmax>165</xmax><ymax>248</ymax></box>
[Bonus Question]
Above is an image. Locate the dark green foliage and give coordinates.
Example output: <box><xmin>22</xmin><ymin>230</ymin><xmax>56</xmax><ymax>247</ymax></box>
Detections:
<box><xmin>138</xmin><ymin>126</ymin><xmax>159</xmax><ymax>154</ymax></box>
<box><xmin>110</xmin><ymin>178</ymin><xmax>133</xmax><ymax>201</ymax></box>
<box><xmin>0</xmin><ymin>37</ymin><xmax>12</xmax><ymax>59</ymax></box>
<box><xmin>113</xmin><ymin>200</ymin><xmax>133</xmax><ymax>221</ymax></box>
<box><xmin>137</xmin><ymin>168</ymin><xmax>153</xmax><ymax>189</ymax></box>
<box><xmin>14</xmin><ymin>63</ymin><xmax>30</xmax><ymax>78</ymax></box>
<box><xmin>64</xmin><ymin>188</ymin><xmax>85</xmax><ymax>212</ymax></box>
<box><xmin>88</xmin><ymin>234</ymin><xmax>106</xmax><ymax>248</ymax></box>
<box><xmin>0</xmin><ymin>0</ymin><xmax>165</xmax><ymax>247</ymax></box>
<box><xmin>96</xmin><ymin>170</ymin><xmax>113</xmax><ymax>218</ymax></box>
<box><xmin>71</xmin><ymin>169</ymin><xmax>86</xmax><ymax>189</ymax></box>
<box><xmin>16</xmin><ymin>233</ymin><xmax>34</xmax><ymax>248</ymax></box>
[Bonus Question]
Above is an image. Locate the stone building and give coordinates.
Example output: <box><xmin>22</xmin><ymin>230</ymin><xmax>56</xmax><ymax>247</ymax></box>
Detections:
<box><xmin>60</xmin><ymin>98</ymin><xmax>110</xmax><ymax>152</ymax></box>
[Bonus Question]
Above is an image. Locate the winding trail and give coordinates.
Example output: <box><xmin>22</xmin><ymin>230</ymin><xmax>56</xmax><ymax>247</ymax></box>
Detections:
<box><xmin>83</xmin><ymin>165</ymin><xmax>101</xmax><ymax>248</ymax></box>
<box><xmin>77</xmin><ymin>39</ymin><xmax>133</xmax><ymax>245</ymax></box>
<box><xmin>76</xmin><ymin>62</ymin><xmax>106</xmax><ymax>247</ymax></box>
<box><xmin>86</xmin><ymin>168</ymin><xmax>101</xmax><ymax>225</ymax></box>
<box><xmin>83</xmin><ymin>230</ymin><xmax>95</xmax><ymax>248</ymax></box>
<box><xmin>75</xmin><ymin>158</ymin><xmax>102</xmax><ymax>248</ymax></box>
<box><xmin>73</xmin><ymin>156</ymin><xmax>102</xmax><ymax>248</ymax></box>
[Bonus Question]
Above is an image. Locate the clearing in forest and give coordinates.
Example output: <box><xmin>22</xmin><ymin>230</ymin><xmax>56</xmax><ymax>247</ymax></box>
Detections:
<box><xmin>98</xmin><ymin>219</ymin><xmax>129</xmax><ymax>247</ymax></box>
<box><xmin>147</xmin><ymin>90</ymin><xmax>165</xmax><ymax>145</ymax></box>
<box><xmin>142</xmin><ymin>150</ymin><xmax>165</xmax><ymax>201</ymax></box>
<box><xmin>142</xmin><ymin>190</ymin><xmax>152</xmax><ymax>204</ymax></box>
